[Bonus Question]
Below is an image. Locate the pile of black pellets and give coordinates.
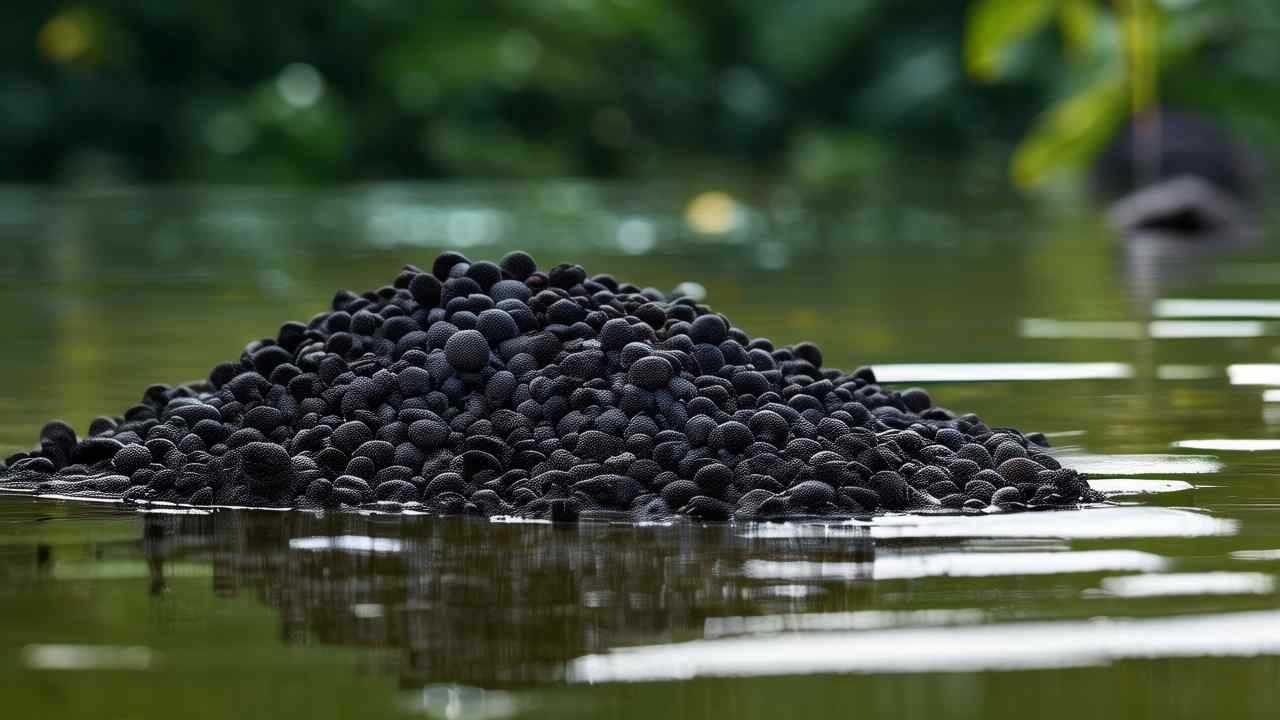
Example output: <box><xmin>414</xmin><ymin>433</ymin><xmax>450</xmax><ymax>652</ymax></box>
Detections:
<box><xmin>0</xmin><ymin>251</ymin><xmax>1101</xmax><ymax>520</ymax></box>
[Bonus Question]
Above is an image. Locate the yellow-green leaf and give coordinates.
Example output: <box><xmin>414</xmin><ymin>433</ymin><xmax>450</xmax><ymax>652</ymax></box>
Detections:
<box><xmin>1121</xmin><ymin>0</ymin><xmax>1160</xmax><ymax>114</ymax></box>
<box><xmin>1011</xmin><ymin>79</ymin><xmax>1127</xmax><ymax>189</ymax></box>
<box><xmin>1058</xmin><ymin>0</ymin><xmax>1097</xmax><ymax>56</ymax></box>
<box><xmin>965</xmin><ymin>0</ymin><xmax>1059</xmax><ymax>80</ymax></box>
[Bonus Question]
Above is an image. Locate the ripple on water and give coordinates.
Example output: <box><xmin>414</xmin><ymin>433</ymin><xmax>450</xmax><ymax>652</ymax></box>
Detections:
<box><xmin>568</xmin><ymin>609</ymin><xmax>1280</xmax><ymax>683</ymax></box>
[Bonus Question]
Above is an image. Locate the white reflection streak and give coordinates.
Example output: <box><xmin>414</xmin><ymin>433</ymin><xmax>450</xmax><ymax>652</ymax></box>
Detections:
<box><xmin>23</xmin><ymin>644</ymin><xmax>153</xmax><ymax>671</ymax></box>
<box><xmin>1228</xmin><ymin>364</ymin><xmax>1280</xmax><ymax>385</ymax></box>
<box><xmin>1156</xmin><ymin>299</ymin><xmax>1280</xmax><ymax>318</ymax></box>
<box><xmin>1172</xmin><ymin>439</ymin><xmax>1280</xmax><ymax>452</ymax></box>
<box><xmin>872</xmin><ymin>363</ymin><xmax>1132</xmax><ymax>383</ymax></box>
<box><xmin>1087</xmin><ymin>572</ymin><xmax>1275</xmax><ymax>599</ymax></box>
<box><xmin>704</xmin><ymin>609</ymin><xmax>984</xmax><ymax>639</ymax></box>
<box><xmin>1231</xmin><ymin>549</ymin><xmax>1280</xmax><ymax>561</ymax></box>
<box><xmin>739</xmin><ymin>506</ymin><xmax>1233</xmax><ymax>540</ymax></box>
<box><xmin>569</xmin><ymin>610</ymin><xmax>1280</xmax><ymax>683</ymax></box>
<box><xmin>867</xmin><ymin>506</ymin><xmax>1235</xmax><ymax>540</ymax></box>
<box><xmin>743</xmin><ymin>550</ymin><xmax>1165</xmax><ymax>582</ymax></box>
<box><xmin>1054</xmin><ymin>453</ymin><xmax>1222</xmax><ymax>475</ymax></box>
<box><xmin>1019</xmin><ymin>319</ymin><xmax>1267</xmax><ymax>340</ymax></box>
<box><xmin>1088</xmin><ymin>479</ymin><xmax>1194</xmax><ymax>496</ymax></box>
<box><xmin>289</xmin><ymin>535</ymin><xmax>403</xmax><ymax>553</ymax></box>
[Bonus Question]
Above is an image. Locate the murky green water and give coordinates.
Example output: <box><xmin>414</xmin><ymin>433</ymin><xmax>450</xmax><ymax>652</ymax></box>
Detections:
<box><xmin>3</xmin><ymin>183</ymin><xmax>1280</xmax><ymax>718</ymax></box>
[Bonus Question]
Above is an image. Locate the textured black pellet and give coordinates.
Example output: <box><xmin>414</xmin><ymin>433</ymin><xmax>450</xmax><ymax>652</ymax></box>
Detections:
<box><xmin>444</xmin><ymin>330</ymin><xmax>491</xmax><ymax>372</ymax></box>
<box><xmin>0</xmin><ymin>250</ymin><xmax>1089</xmax><ymax>521</ymax></box>
<box><xmin>991</xmin><ymin>486</ymin><xmax>1023</xmax><ymax>506</ymax></box>
<box><xmin>499</xmin><ymin>251</ymin><xmax>538</xmax><ymax>280</ymax></box>
<box><xmin>111</xmin><ymin>444</ymin><xmax>152</xmax><ymax>476</ymax></box>
<box><xmin>689</xmin><ymin>314</ymin><xmax>728</xmax><ymax>345</ymax></box>
<box><xmin>627</xmin><ymin>356</ymin><xmax>672</xmax><ymax>390</ymax></box>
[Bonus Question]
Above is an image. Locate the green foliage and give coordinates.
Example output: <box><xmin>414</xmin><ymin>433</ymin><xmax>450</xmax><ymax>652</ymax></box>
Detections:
<box><xmin>1</xmin><ymin>1</ymin><xmax>1275</xmax><ymax>185</ymax></box>
<box><xmin>965</xmin><ymin>0</ymin><xmax>1058</xmax><ymax>80</ymax></box>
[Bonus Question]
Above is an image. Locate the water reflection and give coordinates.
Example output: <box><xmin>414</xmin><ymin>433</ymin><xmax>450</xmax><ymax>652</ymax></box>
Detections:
<box><xmin>2</xmin><ymin>497</ymin><xmax>1238</xmax><ymax>691</ymax></box>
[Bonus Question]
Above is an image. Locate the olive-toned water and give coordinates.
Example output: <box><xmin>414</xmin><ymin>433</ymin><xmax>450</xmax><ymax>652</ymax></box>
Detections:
<box><xmin>3</xmin><ymin>182</ymin><xmax>1280</xmax><ymax>718</ymax></box>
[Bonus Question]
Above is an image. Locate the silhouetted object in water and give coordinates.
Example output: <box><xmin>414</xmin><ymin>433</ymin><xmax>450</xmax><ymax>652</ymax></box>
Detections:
<box><xmin>1091</xmin><ymin>109</ymin><xmax>1262</xmax><ymax>235</ymax></box>
<box><xmin>1092</xmin><ymin>110</ymin><xmax>1264</xmax><ymax>304</ymax></box>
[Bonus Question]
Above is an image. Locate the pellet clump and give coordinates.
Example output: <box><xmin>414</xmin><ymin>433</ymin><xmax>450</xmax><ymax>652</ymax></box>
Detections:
<box><xmin>0</xmin><ymin>252</ymin><xmax>1103</xmax><ymax>521</ymax></box>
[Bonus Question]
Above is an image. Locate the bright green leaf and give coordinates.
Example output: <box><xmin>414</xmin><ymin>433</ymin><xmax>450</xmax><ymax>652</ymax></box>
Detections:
<box><xmin>965</xmin><ymin>0</ymin><xmax>1059</xmax><ymax>80</ymax></box>
<box><xmin>1011</xmin><ymin>78</ymin><xmax>1127</xmax><ymax>189</ymax></box>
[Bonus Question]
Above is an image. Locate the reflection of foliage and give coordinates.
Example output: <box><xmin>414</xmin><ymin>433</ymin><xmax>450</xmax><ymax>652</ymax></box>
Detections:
<box><xmin>4</xmin><ymin>2</ymin><xmax>1276</xmax><ymax>185</ymax></box>
<box><xmin>967</xmin><ymin>0</ymin><xmax>1270</xmax><ymax>190</ymax></box>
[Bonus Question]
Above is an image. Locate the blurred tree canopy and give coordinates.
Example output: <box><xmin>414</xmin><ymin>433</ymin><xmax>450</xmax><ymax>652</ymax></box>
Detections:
<box><xmin>3</xmin><ymin>0</ymin><xmax>1277</xmax><ymax>186</ymax></box>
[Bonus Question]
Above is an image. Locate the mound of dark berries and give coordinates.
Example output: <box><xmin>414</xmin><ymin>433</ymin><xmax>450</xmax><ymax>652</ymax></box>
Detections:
<box><xmin>0</xmin><ymin>252</ymin><xmax>1102</xmax><ymax>520</ymax></box>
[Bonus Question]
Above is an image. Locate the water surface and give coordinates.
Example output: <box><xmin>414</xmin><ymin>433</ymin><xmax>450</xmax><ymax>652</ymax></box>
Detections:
<box><xmin>3</xmin><ymin>184</ymin><xmax>1280</xmax><ymax>718</ymax></box>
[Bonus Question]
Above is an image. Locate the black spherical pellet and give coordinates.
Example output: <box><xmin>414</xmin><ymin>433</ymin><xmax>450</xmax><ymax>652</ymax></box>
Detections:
<box><xmin>465</xmin><ymin>261</ymin><xmax>503</xmax><ymax>291</ymax></box>
<box><xmin>499</xmin><ymin>251</ymin><xmax>538</xmax><ymax>280</ymax></box>
<box><xmin>476</xmin><ymin>309</ymin><xmax>520</xmax><ymax>344</ymax></box>
<box><xmin>239</xmin><ymin>441</ymin><xmax>291</xmax><ymax>480</ymax></box>
<box><xmin>788</xmin><ymin>480</ymin><xmax>836</xmax><ymax>509</ymax></box>
<box><xmin>332</xmin><ymin>421</ymin><xmax>374</xmax><ymax>454</ymax></box>
<box><xmin>693</xmin><ymin>463</ymin><xmax>733</xmax><ymax>493</ymax></box>
<box><xmin>709</xmin><ymin>421</ymin><xmax>753</xmax><ymax>452</ymax></box>
<box><xmin>871</xmin><ymin>470</ymin><xmax>909</xmax><ymax>509</ymax></box>
<box><xmin>660</xmin><ymin>479</ymin><xmax>700</xmax><ymax>510</ymax></box>
<box><xmin>689</xmin><ymin>314</ymin><xmax>728</xmax><ymax>345</ymax></box>
<box><xmin>444</xmin><ymin>330</ymin><xmax>490</xmax><ymax>372</ymax></box>
<box><xmin>111</xmin><ymin>444</ymin><xmax>152</xmax><ymax>476</ymax></box>
<box><xmin>991</xmin><ymin>486</ymin><xmax>1023</xmax><ymax>506</ymax></box>
<box><xmin>997</xmin><ymin>457</ymin><xmax>1043</xmax><ymax>485</ymax></box>
<box><xmin>627</xmin><ymin>356</ymin><xmax>672</xmax><ymax>390</ymax></box>
<box><xmin>489</xmin><ymin>279</ymin><xmax>531</xmax><ymax>303</ymax></box>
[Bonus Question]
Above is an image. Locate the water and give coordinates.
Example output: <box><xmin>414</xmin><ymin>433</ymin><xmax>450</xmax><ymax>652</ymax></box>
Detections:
<box><xmin>3</xmin><ymin>183</ymin><xmax>1280</xmax><ymax>718</ymax></box>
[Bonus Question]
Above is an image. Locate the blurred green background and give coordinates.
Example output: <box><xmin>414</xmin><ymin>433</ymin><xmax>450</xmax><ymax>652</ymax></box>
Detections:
<box><xmin>6</xmin><ymin>0</ymin><xmax>1279</xmax><ymax>188</ymax></box>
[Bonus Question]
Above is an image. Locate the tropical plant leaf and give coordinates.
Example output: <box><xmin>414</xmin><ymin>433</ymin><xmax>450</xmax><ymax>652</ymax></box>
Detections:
<box><xmin>1011</xmin><ymin>78</ymin><xmax>1127</xmax><ymax>188</ymax></box>
<box><xmin>965</xmin><ymin>0</ymin><xmax>1059</xmax><ymax>80</ymax></box>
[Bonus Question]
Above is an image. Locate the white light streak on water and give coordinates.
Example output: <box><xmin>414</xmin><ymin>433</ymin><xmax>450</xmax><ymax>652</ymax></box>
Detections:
<box><xmin>1055</xmin><ymin>452</ymin><xmax>1222</xmax><ymax>475</ymax></box>
<box><xmin>1172</xmin><ymin>439</ymin><xmax>1280</xmax><ymax>452</ymax></box>
<box><xmin>1228</xmin><ymin>364</ymin><xmax>1280</xmax><ymax>385</ymax></box>
<box><xmin>739</xmin><ymin>506</ymin><xmax>1234</xmax><ymax>540</ymax></box>
<box><xmin>704</xmin><ymin>609</ymin><xmax>984</xmax><ymax>639</ymax></box>
<box><xmin>872</xmin><ymin>363</ymin><xmax>1132</xmax><ymax>383</ymax></box>
<box><xmin>568</xmin><ymin>610</ymin><xmax>1280</xmax><ymax>683</ymax></box>
<box><xmin>1231</xmin><ymin>549</ymin><xmax>1280</xmax><ymax>561</ymax></box>
<box><xmin>1089</xmin><ymin>478</ymin><xmax>1195</xmax><ymax>496</ymax></box>
<box><xmin>1085</xmin><ymin>572</ymin><xmax>1275</xmax><ymax>599</ymax></box>
<box><xmin>1151</xmin><ymin>321</ymin><xmax>1269</xmax><ymax>338</ymax></box>
<box><xmin>289</xmin><ymin>535</ymin><xmax>403</xmax><ymax>553</ymax></box>
<box><xmin>743</xmin><ymin>550</ymin><xmax>1165</xmax><ymax>582</ymax></box>
<box><xmin>1156</xmin><ymin>299</ymin><xmax>1280</xmax><ymax>318</ymax></box>
<box><xmin>866</xmin><ymin>506</ymin><xmax>1235</xmax><ymax>540</ymax></box>
<box><xmin>23</xmin><ymin>644</ymin><xmax>153</xmax><ymax>671</ymax></box>
<box><xmin>1156</xmin><ymin>365</ymin><xmax>1219</xmax><ymax>380</ymax></box>
<box><xmin>1019</xmin><ymin>319</ymin><xmax>1268</xmax><ymax>340</ymax></box>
